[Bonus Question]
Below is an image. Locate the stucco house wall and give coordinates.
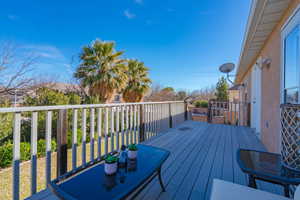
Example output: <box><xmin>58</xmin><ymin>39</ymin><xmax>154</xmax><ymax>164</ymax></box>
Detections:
<box><xmin>240</xmin><ymin>1</ymin><xmax>300</xmax><ymax>153</ymax></box>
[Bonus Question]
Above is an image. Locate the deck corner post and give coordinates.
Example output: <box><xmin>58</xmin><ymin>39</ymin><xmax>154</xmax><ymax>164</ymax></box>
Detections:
<box><xmin>57</xmin><ymin>109</ymin><xmax>68</xmax><ymax>177</ymax></box>
<box><xmin>139</xmin><ymin>104</ymin><xmax>145</xmax><ymax>142</ymax></box>
<box><xmin>184</xmin><ymin>102</ymin><xmax>188</xmax><ymax>121</ymax></box>
<box><xmin>169</xmin><ymin>103</ymin><xmax>172</xmax><ymax>128</ymax></box>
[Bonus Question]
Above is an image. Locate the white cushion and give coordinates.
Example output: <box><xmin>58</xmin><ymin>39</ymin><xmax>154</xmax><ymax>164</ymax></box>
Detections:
<box><xmin>210</xmin><ymin>179</ymin><xmax>291</xmax><ymax>200</ymax></box>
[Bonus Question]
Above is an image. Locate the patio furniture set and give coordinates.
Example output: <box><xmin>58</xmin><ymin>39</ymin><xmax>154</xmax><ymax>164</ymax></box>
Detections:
<box><xmin>48</xmin><ymin>144</ymin><xmax>300</xmax><ymax>200</ymax></box>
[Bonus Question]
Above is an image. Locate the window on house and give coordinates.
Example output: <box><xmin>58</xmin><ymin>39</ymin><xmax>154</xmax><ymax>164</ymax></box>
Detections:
<box><xmin>283</xmin><ymin>26</ymin><xmax>300</xmax><ymax>104</ymax></box>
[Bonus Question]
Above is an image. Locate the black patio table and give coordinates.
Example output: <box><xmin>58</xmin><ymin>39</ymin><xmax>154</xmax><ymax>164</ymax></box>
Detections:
<box><xmin>48</xmin><ymin>145</ymin><xmax>170</xmax><ymax>200</ymax></box>
<box><xmin>237</xmin><ymin>149</ymin><xmax>300</xmax><ymax>197</ymax></box>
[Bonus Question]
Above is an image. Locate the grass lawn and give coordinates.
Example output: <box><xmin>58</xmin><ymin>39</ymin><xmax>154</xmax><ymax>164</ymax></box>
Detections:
<box><xmin>0</xmin><ymin>133</ymin><xmax>137</xmax><ymax>200</ymax></box>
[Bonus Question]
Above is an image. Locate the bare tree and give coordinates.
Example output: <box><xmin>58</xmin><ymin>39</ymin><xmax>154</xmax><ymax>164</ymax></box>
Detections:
<box><xmin>0</xmin><ymin>42</ymin><xmax>37</xmax><ymax>96</ymax></box>
<box><xmin>190</xmin><ymin>85</ymin><xmax>216</xmax><ymax>101</ymax></box>
<box><xmin>144</xmin><ymin>84</ymin><xmax>177</xmax><ymax>102</ymax></box>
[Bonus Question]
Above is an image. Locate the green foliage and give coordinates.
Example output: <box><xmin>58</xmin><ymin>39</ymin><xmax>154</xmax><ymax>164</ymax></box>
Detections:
<box><xmin>67</xmin><ymin>129</ymin><xmax>83</xmax><ymax>149</ymax></box>
<box><xmin>74</xmin><ymin>39</ymin><xmax>127</xmax><ymax>102</ymax></box>
<box><xmin>194</xmin><ymin>100</ymin><xmax>208</xmax><ymax>108</ymax></box>
<box><xmin>0</xmin><ymin>140</ymin><xmax>57</xmax><ymax>168</ymax></box>
<box><xmin>24</xmin><ymin>87</ymin><xmax>70</xmax><ymax>106</ymax></box>
<box><xmin>215</xmin><ymin>77</ymin><xmax>229</xmax><ymax>101</ymax></box>
<box><xmin>105</xmin><ymin>154</ymin><xmax>118</xmax><ymax>163</ymax></box>
<box><xmin>22</xmin><ymin>88</ymin><xmax>82</xmax><ymax>141</ymax></box>
<box><xmin>20</xmin><ymin>142</ymin><xmax>31</xmax><ymax>161</ymax></box>
<box><xmin>67</xmin><ymin>92</ymin><xmax>82</xmax><ymax>105</ymax></box>
<box><xmin>0</xmin><ymin>100</ymin><xmax>13</xmax><ymax>143</ymax></box>
<box><xmin>123</xmin><ymin>59</ymin><xmax>151</xmax><ymax>102</ymax></box>
<box><xmin>0</xmin><ymin>143</ymin><xmax>13</xmax><ymax>168</ymax></box>
<box><xmin>162</xmin><ymin>87</ymin><xmax>174</xmax><ymax>93</ymax></box>
<box><xmin>128</xmin><ymin>144</ymin><xmax>138</xmax><ymax>151</ymax></box>
<box><xmin>37</xmin><ymin>139</ymin><xmax>57</xmax><ymax>157</ymax></box>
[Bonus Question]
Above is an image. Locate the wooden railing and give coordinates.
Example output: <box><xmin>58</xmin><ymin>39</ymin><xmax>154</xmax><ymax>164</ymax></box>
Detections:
<box><xmin>0</xmin><ymin>101</ymin><xmax>187</xmax><ymax>200</ymax></box>
<box><xmin>208</xmin><ymin>100</ymin><xmax>250</xmax><ymax>126</ymax></box>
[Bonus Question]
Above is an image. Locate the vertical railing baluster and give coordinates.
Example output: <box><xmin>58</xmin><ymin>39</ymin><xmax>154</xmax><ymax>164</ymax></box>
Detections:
<box><xmin>137</xmin><ymin>105</ymin><xmax>141</xmax><ymax>143</ymax></box>
<box><xmin>149</xmin><ymin>105</ymin><xmax>151</xmax><ymax>137</ymax></box>
<box><xmin>130</xmin><ymin>105</ymin><xmax>133</xmax><ymax>144</ymax></box>
<box><xmin>45</xmin><ymin>111</ymin><xmax>52</xmax><ymax>184</ymax></box>
<box><xmin>13</xmin><ymin>112</ymin><xmax>21</xmax><ymax>200</ymax></box>
<box><xmin>145</xmin><ymin>105</ymin><xmax>149</xmax><ymax>140</ymax></box>
<box><xmin>105</xmin><ymin>107</ymin><xmax>109</xmax><ymax>155</ymax></box>
<box><xmin>234</xmin><ymin>103</ymin><xmax>237</xmax><ymax>126</ymax></box>
<box><xmin>152</xmin><ymin>104</ymin><xmax>155</xmax><ymax>135</ymax></box>
<box><xmin>116</xmin><ymin>106</ymin><xmax>120</xmax><ymax>150</ymax></box>
<box><xmin>126</xmin><ymin>106</ymin><xmax>129</xmax><ymax>145</ymax></box>
<box><xmin>31</xmin><ymin>112</ymin><xmax>38</xmax><ymax>195</ymax></box>
<box><xmin>82</xmin><ymin>109</ymin><xmax>87</xmax><ymax>165</ymax></box>
<box><xmin>72</xmin><ymin>109</ymin><xmax>78</xmax><ymax>170</ymax></box>
<box><xmin>151</xmin><ymin>104</ymin><xmax>154</xmax><ymax>136</ymax></box>
<box><xmin>134</xmin><ymin>105</ymin><xmax>137</xmax><ymax>143</ymax></box>
<box><xmin>121</xmin><ymin>106</ymin><xmax>125</xmax><ymax>146</ymax></box>
<box><xmin>90</xmin><ymin>108</ymin><xmax>95</xmax><ymax>161</ymax></box>
<box><xmin>110</xmin><ymin>107</ymin><xmax>114</xmax><ymax>152</ymax></box>
<box><xmin>154</xmin><ymin>104</ymin><xmax>157</xmax><ymax>135</ymax></box>
<box><xmin>160</xmin><ymin>104</ymin><xmax>163</xmax><ymax>132</ymax></box>
<box><xmin>97</xmin><ymin>108</ymin><xmax>102</xmax><ymax>158</ymax></box>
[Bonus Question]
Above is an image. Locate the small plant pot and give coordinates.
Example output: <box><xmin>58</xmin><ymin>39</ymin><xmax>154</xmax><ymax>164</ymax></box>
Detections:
<box><xmin>104</xmin><ymin>162</ymin><xmax>118</xmax><ymax>175</ymax></box>
<box><xmin>128</xmin><ymin>150</ymin><xmax>138</xmax><ymax>160</ymax></box>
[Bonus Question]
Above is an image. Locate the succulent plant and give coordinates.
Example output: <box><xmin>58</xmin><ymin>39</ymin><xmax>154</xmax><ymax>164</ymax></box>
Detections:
<box><xmin>105</xmin><ymin>154</ymin><xmax>118</xmax><ymax>164</ymax></box>
<box><xmin>128</xmin><ymin>144</ymin><xmax>138</xmax><ymax>151</ymax></box>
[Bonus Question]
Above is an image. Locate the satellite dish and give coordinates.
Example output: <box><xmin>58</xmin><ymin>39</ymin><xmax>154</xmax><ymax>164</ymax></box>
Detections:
<box><xmin>219</xmin><ymin>63</ymin><xmax>235</xmax><ymax>74</ymax></box>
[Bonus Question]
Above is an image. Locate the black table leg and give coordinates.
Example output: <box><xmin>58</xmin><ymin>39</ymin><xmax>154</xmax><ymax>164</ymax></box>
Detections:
<box><xmin>158</xmin><ymin>167</ymin><xmax>166</xmax><ymax>192</ymax></box>
<box><xmin>248</xmin><ymin>175</ymin><xmax>257</xmax><ymax>189</ymax></box>
<box><xmin>284</xmin><ymin>185</ymin><xmax>290</xmax><ymax>198</ymax></box>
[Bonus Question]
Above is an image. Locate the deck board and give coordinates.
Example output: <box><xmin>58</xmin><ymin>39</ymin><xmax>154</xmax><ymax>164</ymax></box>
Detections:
<box><xmin>29</xmin><ymin>121</ymin><xmax>284</xmax><ymax>200</ymax></box>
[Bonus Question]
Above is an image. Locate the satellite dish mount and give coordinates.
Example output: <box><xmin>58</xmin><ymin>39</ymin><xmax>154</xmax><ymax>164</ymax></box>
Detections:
<box><xmin>219</xmin><ymin>63</ymin><xmax>236</xmax><ymax>84</ymax></box>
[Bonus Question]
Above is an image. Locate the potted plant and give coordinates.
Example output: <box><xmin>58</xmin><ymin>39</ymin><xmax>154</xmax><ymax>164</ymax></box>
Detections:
<box><xmin>127</xmin><ymin>144</ymin><xmax>138</xmax><ymax>160</ymax></box>
<box><xmin>104</xmin><ymin>154</ymin><xmax>118</xmax><ymax>175</ymax></box>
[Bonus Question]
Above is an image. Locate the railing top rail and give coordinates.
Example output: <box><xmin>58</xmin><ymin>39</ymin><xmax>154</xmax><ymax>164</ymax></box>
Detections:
<box><xmin>0</xmin><ymin>101</ymin><xmax>184</xmax><ymax>113</ymax></box>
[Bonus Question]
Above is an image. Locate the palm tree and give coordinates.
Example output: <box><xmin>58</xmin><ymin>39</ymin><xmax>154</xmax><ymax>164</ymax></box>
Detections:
<box><xmin>74</xmin><ymin>39</ymin><xmax>127</xmax><ymax>103</ymax></box>
<box><xmin>122</xmin><ymin>59</ymin><xmax>151</xmax><ymax>102</ymax></box>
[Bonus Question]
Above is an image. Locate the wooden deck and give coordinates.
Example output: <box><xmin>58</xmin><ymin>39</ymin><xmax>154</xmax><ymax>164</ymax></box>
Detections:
<box><xmin>29</xmin><ymin>121</ymin><xmax>283</xmax><ymax>200</ymax></box>
<box><xmin>138</xmin><ymin>121</ymin><xmax>283</xmax><ymax>200</ymax></box>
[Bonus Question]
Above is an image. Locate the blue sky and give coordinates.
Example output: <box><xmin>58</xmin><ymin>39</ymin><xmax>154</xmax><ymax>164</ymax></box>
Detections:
<box><xmin>0</xmin><ymin>0</ymin><xmax>251</xmax><ymax>91</ymax></box>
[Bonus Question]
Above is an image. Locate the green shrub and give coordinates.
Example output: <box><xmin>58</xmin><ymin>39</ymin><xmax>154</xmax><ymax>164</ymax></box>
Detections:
<box><xmin>0</xmin><ymin>139</ymin><xmax>57</xmax><ymax>168</ymax></box>
<box><xmin>20</xmin><ymin>142</ymin><xmax>31</xmax><ymax>161</ymax></box>
<box><xmin>0</xmin><ymin>142</ymin><xmax>31</xmax><ymax>168</ymax></box>
<box><xmin>37</xmin><ymin>139</ymin><xmax>57</xmax><ymax>157</ymax></box>
<box><xmin>194</xmin><ymin>100</ymin><xmax>208</xmax><ymax>108</ymax></box>
<box><xmin>0</xmin><ymin>143</ymin><xmax>13</xmax><ymax>168</ymax></box>
<box><xmin>67</xmin><ymin>129</ymin><xmax>83</xmax><ymax>148</ymax></box>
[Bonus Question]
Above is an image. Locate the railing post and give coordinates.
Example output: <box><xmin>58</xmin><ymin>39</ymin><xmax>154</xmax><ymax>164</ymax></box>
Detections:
<box><xmin>169</xmin><ymin>103</ymin><xmax>173</xmax><ymax>128</ymax></box>
<box><xmin>184</xmin><ymin>102</ymin><xmax>188</xmax><ymax>121</ymax></box>
<box><xmin>57</xmin><ymin>109</ymin><xmax>68</xmax><ymax>177</ymax></box>
<box><xmin>139</xmin><ymin>104</ymin><xmax>145</xmax><ymax>142</ymax></box>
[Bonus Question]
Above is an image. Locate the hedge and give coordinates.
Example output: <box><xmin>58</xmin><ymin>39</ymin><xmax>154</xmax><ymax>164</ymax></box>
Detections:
<box><xmin>0</xmin><ymin>139</ymin><xmax>56</xmax><ymax>168</ymax></box>
<box><xmin>194</xmin><ymin>100</ymin><xmax>208</xmax><ymax>108</ymax></box>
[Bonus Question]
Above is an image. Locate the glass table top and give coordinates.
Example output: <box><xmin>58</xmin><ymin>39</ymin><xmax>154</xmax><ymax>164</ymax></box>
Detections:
<box><xmin>56</xmin><ymin>145</ymin><xmax>170</xmax><ymax>200</ymax></box>
<box><xmin>238</xmin><ymin>149</ymin><xmax>300</xmax><ymax>185</ymax></box>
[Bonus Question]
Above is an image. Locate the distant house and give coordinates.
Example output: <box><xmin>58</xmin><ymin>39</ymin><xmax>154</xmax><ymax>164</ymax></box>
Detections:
<box><xmin>236</xmin><ymin>0</ymin><xmax>298</xmax><ymax>153</ymax></box>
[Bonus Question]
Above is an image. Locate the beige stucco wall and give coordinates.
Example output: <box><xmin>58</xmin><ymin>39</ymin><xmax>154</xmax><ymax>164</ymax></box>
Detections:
<box><xmin>239</xmin><ymin>71</ymin><xmax>251</xmax><ymax>103</ymax></box>
<box><xmin>240</xmin><ymin>1</ymin><xmax>300</xmax><ymax>153</ymax></box>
